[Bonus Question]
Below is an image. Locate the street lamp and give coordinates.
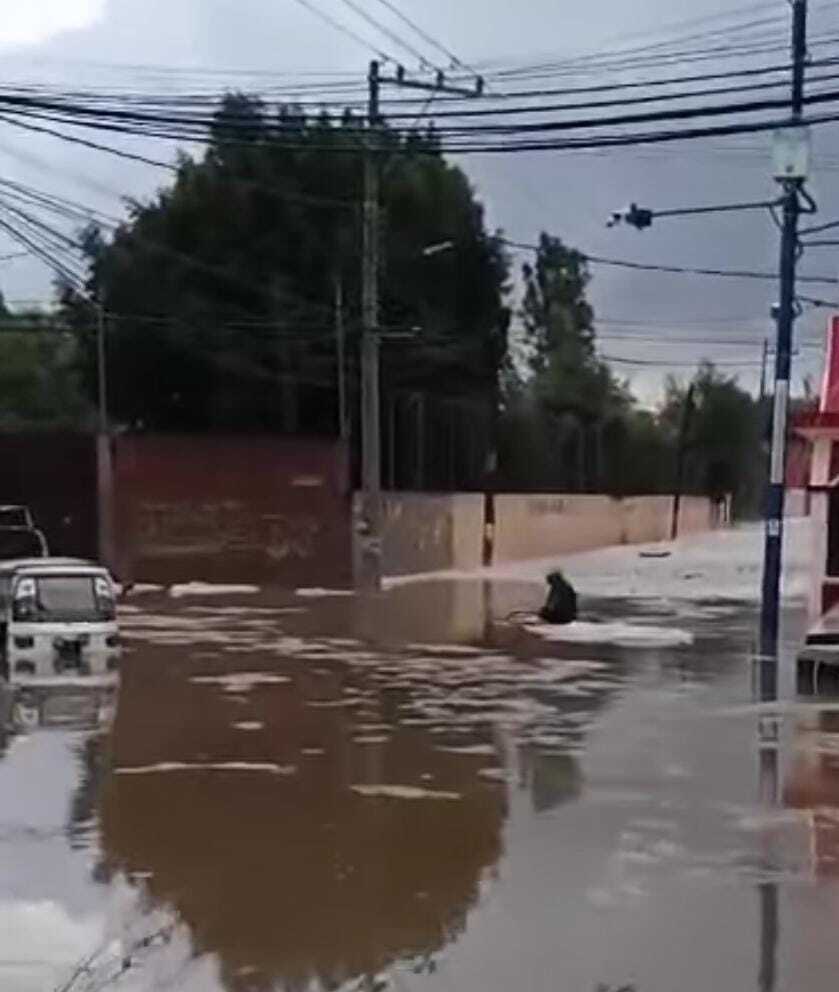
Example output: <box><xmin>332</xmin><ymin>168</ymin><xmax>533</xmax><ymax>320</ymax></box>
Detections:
<box><xmin>608</xmin><ymin>180</ymin><xmax>816</xmax><ymax>659</ymax></box>
<box><xmin>421</xmin><ymin>240</ymin><xmax>455</xmax><ymax>257</ymax></box>
<box><xmin>606</xmin><ymin>197</ymin><xmax>783</xmax><ymax>230</ymax></box>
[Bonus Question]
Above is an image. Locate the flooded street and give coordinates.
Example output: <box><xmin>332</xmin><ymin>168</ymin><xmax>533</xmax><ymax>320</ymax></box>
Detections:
<box><xmin>1</xmin><ymin>529</ymin><xmax>835</xmax><ymax>991</ymax></box>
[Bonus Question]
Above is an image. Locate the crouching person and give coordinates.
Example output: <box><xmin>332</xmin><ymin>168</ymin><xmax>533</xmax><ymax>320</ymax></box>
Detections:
<box><xmin>539</xmin><ymin>570</ymin><xmax>577</xmax><ymax>625</ymax></box>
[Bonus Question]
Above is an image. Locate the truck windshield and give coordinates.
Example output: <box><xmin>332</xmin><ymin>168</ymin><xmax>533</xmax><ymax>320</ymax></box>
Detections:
<box><xmin>13</xmin><ymin>575</ymin><xmax>113</xmax><ymax>622</ymax></box>
<box><xmin>0</xmin><ymin>508</ymin><xmax>28</xmax><ymax>527</ymax></box>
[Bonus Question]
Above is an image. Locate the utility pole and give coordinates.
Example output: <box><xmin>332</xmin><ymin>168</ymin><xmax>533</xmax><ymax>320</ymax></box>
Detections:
<box><xmin>358</xmin><ymin>59</ymin><xmax>383</xmax><ymax>591</ymax></box>
<box><xmin>759</xmin><ymin>0</ymin><xmax>809</xmax><ymax>658</ymax></box>
<box><xmin>759</xmin><ymin>338</ymin><xmax>769</xmax><ymax>403</ymax></box>
<box><xmin>356</xmin><ymin>61</ymin><xmax>484</xmax><ymax>590</ymax></box>
<box><xmin>334</xmin><ymin>274</ymin><xmax>348</xmax><ymax>442</ymax></box>
<box><xmin>671</xmin><ymin>382</ymin><xmax>695</xmax><ymax>541</ymax></box>
<box><xmin>95</xmin><ymin>303</ymin><xmax>114</xmax><ymax>570</ymax></box>
<box><xmin>96</xmin><ymin>305</ymin><xmax>108</xmax><ymax>434</ymax></box>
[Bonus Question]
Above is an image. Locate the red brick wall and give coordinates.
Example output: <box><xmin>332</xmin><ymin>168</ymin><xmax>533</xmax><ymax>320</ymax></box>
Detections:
<box><xmin>112</xmin><ymin>435</ymin><xmax>351</xmax><ymax>587</ymax></box>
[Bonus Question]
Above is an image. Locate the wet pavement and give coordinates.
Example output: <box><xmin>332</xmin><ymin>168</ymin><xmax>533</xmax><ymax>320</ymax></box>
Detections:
<box><xmin>0</xmin><ymin>571</ymin><xmax>835</xmax><ymax>991</ymax></box>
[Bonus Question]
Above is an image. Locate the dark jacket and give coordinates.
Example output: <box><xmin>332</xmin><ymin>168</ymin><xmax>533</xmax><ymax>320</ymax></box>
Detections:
<box><xmin>538</xmin><ymin>570</ymin><xmax>578</xmax><ymax>625</ymax></box>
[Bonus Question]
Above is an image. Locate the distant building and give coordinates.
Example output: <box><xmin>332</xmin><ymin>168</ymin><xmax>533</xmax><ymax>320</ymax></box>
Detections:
<box><xmin>794</xmin><ymin>317</ymin><xmax>839</xmax><ymax>619</ymax></box>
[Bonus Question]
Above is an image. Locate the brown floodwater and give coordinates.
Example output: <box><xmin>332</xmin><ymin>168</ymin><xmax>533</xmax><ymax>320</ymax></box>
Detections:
<box><xmin>0</xmin><ymin>580</ymin><xmax>836</xmax><ymax>991</ymax></box>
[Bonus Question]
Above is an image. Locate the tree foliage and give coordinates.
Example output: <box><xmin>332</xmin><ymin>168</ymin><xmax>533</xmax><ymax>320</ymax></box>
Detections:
<box><xmin>498</xmin><ymin>235</ymin><xmax>763</xmax><ymax>514</ymax></box>
<box><xmin>499</xmin><ymin>234</ymin><xmax>634</xmax><ymax>491</ymax></box>
<box><xmin>60</xmin><ymin>93</ymin><xmax>510</xmax><ymax>488</ymax></box>
<box><xmin>0</xmin><ymin>293</ymin><xmax>90</xmax><ymax>429</ymax></box>
<box><xmin>660</xmin><ymin>362</ymin><xmax>764</xmax><ymax>515</ymax></box>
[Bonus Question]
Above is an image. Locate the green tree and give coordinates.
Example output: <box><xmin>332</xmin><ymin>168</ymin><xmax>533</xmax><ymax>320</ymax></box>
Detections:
<box><xmin>660</xmin><ymin>361</ymin><xmax>763</xmax><ymax>515</ymax></box>
<box><xmin>499</xmin><ymin>233</ymin><xmax>632</xmax><ymax>491</ymax></box>
<box><xmin>61</xmin><ymin>94</ymin><xmax>510</xmax><ymax>488</ymax></box>
<box><xmin>0</xmin><ymin>299</ymin><xmax>90</xmax><ymax>429</ymax></box>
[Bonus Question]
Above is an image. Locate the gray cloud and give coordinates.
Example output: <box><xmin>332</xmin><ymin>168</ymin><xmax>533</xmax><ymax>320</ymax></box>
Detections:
<box><xmin>1</xmin><ymin>0</ymin><xmax>835</xmax><ymax>400</ymax></box>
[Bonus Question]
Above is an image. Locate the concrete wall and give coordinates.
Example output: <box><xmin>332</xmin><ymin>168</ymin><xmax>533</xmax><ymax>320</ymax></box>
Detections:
<box><xmin>491</xmin><ymin>494</ymin><xmax>715</xmax><ymax>564</ymax></box>
<box><xmin>374</xmin><ymin>491</ymin><xmax>719</xmax><ymax>575</ymax></box>
<box><xmin>785</xmin><ymin>487</ymin><xmax>810</xmax><ymax>518</ymax></box>
<box><xmin>369</xmin><ymin>492</ymin><xmax>484</xmax><ymax>577</ymax></box>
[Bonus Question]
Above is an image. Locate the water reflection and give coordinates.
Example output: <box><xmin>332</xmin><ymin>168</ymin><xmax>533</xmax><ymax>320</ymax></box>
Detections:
<box><xmin>0</xmin><ymin>678</ymin><xmax>120</xmax><ymax>990</ymax></box>
<box><xmin>755</xmin><ymin>655</ymin><xmax>779</xmax><ymax>992</ymax></box>
<box><xmin>2</xmin><ymin>579</ymin><xmax>734</xmax><ymax>992</ymax></box>
<box><xmin>784</xmin><ymin>708</ymin><xmax>839</xmax><ymax>877</ymax></box>
<box><xmin>101</xmin><ymin>648</ymin><xmax>507</xmax><ymax>991</ymax></box>
<box><xmin>100</xmin><ymin>589</ymin><xmax>632</xmax><ymax>991</ymax></box>
<box><xmin>518</xmin><ymin>748</ymin><xmax>582</xmax><ymax>813</ymax></box>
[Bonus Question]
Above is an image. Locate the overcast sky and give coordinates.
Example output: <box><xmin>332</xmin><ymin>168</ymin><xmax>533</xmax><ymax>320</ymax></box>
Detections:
<box><xmin>0</xmin><ymin>0</ymin><xmax>837</xmax><ymax>402</ymax></box>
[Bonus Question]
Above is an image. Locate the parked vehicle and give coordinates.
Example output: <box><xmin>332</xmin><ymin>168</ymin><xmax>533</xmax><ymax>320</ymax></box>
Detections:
<box><xmin>0</xmin><ymin>559</ymin><xmax>120</xmax><ymax>684</ymax></box>
<box><xmin>0</xmin><ymin>505</ymin><xmax>33</xmax><ymax>528</ymax></box>
<box><xmin>0</xmin><ymin>527</ymin><xmax>48</xmax><ymax>561</ymax></box>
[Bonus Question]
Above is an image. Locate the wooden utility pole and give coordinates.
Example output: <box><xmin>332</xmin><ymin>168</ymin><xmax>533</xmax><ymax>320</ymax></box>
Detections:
<box><xmin>334</xmin><ymin>274</ymin><xmax>348</xmax><ymax>441</ymax></box>
<box><xmin>358</xmin><ymin>59</ymin><xmax>383</xmax><ymax>591</ymax></box>
<box><xmin>96</xmin><ymin>305</ymin><xmax>108</xmax><ymax>434</ymax></box>
<box><xmin>759</xmin><ymin>337</ymin><xmax>769</xmax><ymax>402</ymax></box>
<box><xmin>356</xmin><ymin>61</ymin><xmax>484</xmax><ymax>590</ymax></box>
<box><xmin>671</xmin><ymin>382</ymin><xmax>696</xmax><ymax>541</ymax></box>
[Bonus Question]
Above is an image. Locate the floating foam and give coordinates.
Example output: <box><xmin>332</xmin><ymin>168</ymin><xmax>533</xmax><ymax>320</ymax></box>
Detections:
<box><xmin>295</xmin><ymin>587</ymin><xmax>355</xmax><ymax>598</ymax></box>
<box><xmin>170</xmin><ymin>582</ymin><xmax>260</xmax><ymax>598</ymax></box>
<box><xmin>525</xmin><ymin>620</ymin><xmax>693</xmax><ymax>648</ymax></box>
<box><xmin>477</xmin><ymin>767</ymin><xmax>509</xmax><ymax>782</ymax></box>
<box><xmin>436</xmin><ymin>744</ymin><xmax>497</xmax><ymax>756</ymax></box>
<box><xmin>351</xmin><ymin>784</ymin><xmax>461</xmax><ymax>800</ymax></box>
<box><xmin>115</xmin><ymin>761</ymin><xmax>296</xmax><ymax>775</ymax></box>
<box><xmin>190</xmin><ymin>673</ymin><xmax>292</xmax><ymax>692</ymax></box>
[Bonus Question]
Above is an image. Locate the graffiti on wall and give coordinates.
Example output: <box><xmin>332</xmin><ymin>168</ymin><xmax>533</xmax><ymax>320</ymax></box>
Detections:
<box><xmin>112</xmin><ymin>436</ymin><xmax>352</xmax><ymax>586</ymax></box>
<box><xmin>137</xmin><ymin>501</ymin><xmax>322</xmax><ymax>562</ymax></box>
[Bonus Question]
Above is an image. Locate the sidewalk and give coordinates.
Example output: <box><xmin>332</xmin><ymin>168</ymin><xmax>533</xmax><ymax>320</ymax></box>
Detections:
<box><xmin>386</xmin><ymin>519</ymin><xmax>812</xmax><ymax>605</ymax></box>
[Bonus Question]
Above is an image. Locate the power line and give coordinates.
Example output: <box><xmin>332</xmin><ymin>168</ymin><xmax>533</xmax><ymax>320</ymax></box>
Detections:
<box><xmin>334</xmin><ymin>0</ymin><xmax>438</xmax><ymax>70</ymax></box>
<box><xmin>379</xmin><ymin>67</ymin><xmax>839</xmax><ymax>121</ymax></box>
<box><xmin>8</xmin><ymin>84</ymin><xmax>839</xmax><ymax>155</ymax></box>
<box><xmin>0</xmin><ymin>212</ymin><xmax>85</xmax><ymax>291</ymax></box>
<box><xmin>0</xmin><ymin>179</ymin><xmax>338</xmax><ymax>319</ymax></box>
<box><xmin>597</xmin><ymin>330</ymin><xmax>822</xmax><ymax>349</ymax></box>
<box><xmin>10</xmin><ymin>72</ymin><xmax>839</xmax><ymax>136</ymax></box>
<box><xmin>600</xmin><ymin>353</ymin><xmax>766</xmax><ymax>367</ymax></box>
<box><xmin>500</xmin><ymin>237</ymin><xmax>839</xmax><ymax>284</ymax></box>
<box><xmin>596</xmin><ymin>313</ymin><xmax>767</xmax><ymax>326</ymax></box>
<box><xmin>0</xmin><ymin>114</ymin><xmax>358</xmax><ymax>213</ymax></box>
<box><xmin>9</xmin><ymin>54</ymin><xmax>828</xmax><ymax>110</ymax></box>
<box><xmin>288</xmin><ymin>0</ymin><xmax>393</xmax><ymax>60</ymax></box>
<box><xmin>368</xmin><ymin>0</ymin><xmax>476</xmax><ymax>73</ymax></box>
<box><xmin>480</xmin><ymin>1</ymin><xmax>817</xmax><ymax>76</ymax></box>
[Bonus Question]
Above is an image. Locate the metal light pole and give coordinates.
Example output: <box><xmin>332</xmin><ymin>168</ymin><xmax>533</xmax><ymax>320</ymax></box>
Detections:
<box><xmin>759</xmin><ymin>0</ymin><xmax>809</xmax><ymax>659</ymax></box>
<box><xmin>607</xmin><ymin>2</ymin><xmax>811</xmax><ymax>658</ymax></box>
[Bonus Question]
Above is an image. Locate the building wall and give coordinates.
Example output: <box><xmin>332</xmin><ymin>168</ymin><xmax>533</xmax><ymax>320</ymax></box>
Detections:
<box><xmin>375</xmin><ymin>491</ymin><xmax>719</xmax><ymax>575</ymax></box>
<box><xmin>785</xmin><ymin>488</ymin><xmax>811</xmax><ymax>518</ymax></box>
<box><xmin>112</xmin><ymin>435</ymin><xmax>351</xmax><ymax>586</ymax></box>
<box><xmin>492</xmin><ymin>494</ymin><xmax>715</xmax><ymax>564</ymax></box>
<box><xmin>366</xmin><ymin>492</ymin><xmax>484</xmax><ymax>577</ymax></box>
